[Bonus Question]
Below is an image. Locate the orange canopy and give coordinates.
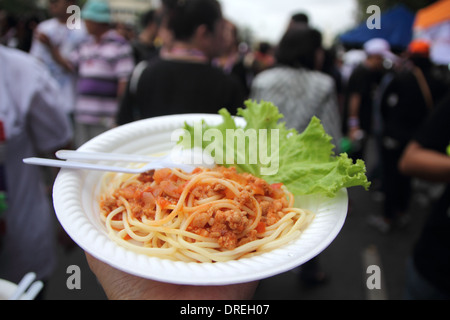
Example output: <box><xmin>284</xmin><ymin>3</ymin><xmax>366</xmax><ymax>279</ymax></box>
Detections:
<box><xmin>414</xmin><ymin>0</ymin><xmax>450</xmax><ymax>29</ymax></box>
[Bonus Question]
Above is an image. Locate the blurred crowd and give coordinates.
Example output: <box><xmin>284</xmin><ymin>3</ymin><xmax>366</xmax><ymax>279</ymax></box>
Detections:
<box><xmin>0</xmin><ymin>0</ymin><xmax>449</xmax><ymax>300</ymax></box>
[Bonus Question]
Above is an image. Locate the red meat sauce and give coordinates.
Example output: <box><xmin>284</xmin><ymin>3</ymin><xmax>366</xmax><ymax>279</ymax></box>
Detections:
<box><xmin>100</xmin><ymin>166</ymin><xmax>290</xmax><ymax>250</ymax></box>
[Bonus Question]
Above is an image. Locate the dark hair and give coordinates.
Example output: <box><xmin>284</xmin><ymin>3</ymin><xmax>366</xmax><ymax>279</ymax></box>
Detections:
<box><xmin>163</xmin><ymin>0</ymin><xmax>222</xmax><ymax>40</ymax></box>
<box><xmin>275</xmin><ymin>27</ymin><xmax>322</xmax><ymax>69</ymax></box>
<box><xmin>258</xmin><ymin>42</ymin><xmax>272</xmax><ymax>54</ymax></box>
<box><xmin>140</xmin><ymin>10</ymin><xmax>155</xmax><ymax>28</ymax></box>
<box><xmin>291</xmin><ymin>12</ymin><xmax>309</xmax><ymax>24</ymax></box>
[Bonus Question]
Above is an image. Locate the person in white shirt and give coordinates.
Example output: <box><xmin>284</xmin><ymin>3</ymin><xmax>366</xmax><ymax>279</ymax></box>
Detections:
<box><xmin>0</xmin><ymin>45</ymin><xmax>73</xmax><ymax>292</ymax></box>
<box><xmin>30</xmin><ymin>0</ymin><xmax>88</xmax><ymax>117</ymax></box>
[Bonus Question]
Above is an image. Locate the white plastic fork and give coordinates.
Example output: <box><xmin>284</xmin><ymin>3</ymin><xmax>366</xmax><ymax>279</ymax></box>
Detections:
<box><xmin>23</xmin><ymin>148</ymin><xmax>214</xmax><ymax>174</ymax></box>
<box><xmin>8</xmin><ymin>272</ymin><xmax>43</xmax><ymax>300</ymax></box>
<box><xmin>55</xmin><ymin>149</ymin><xmax>163</xmax><ymax>163</ymax></box>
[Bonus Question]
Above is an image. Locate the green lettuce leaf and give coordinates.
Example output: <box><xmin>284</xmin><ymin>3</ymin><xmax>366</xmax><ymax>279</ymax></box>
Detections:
<box><xmin>179</xmin><ymin>100</ymin><xmax>370</xmax><ymax>197</ymax></box>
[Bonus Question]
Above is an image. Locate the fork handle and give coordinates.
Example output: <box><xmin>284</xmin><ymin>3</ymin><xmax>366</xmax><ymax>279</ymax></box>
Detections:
<box><xmin>55</xmin><ymin>150</ymin><xmax>159</xmax><ymax>163</ymax></box>
<box><xmin>23</xmin><ymin>157</ymin><xmax>142</xmax><ymax>173</ymax></box>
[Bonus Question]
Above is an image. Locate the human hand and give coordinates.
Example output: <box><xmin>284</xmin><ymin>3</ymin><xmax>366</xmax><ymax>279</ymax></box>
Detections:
<box><xmin>348</xmin><ymin>126</ymin><xmax>363</xmax><ymax>142</ymax></box>
<box><xmin>36</xmin><ymin>32</ymin><xmax>52</xmax><ymax>47</ymax></box>
<box><xmin>35</xmin><ymin>32</ymin><xmax>75</xmax><ymax>73</ymax></box>
<box><xmin>85</xmin><ymin>253</ymin><xmax>259</xmax><ymax>300</ymax></box>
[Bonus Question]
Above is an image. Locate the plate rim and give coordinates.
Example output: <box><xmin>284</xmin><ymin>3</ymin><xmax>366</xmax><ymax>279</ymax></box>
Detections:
<box><xmin>53</xmin><ymin>113</ymin><xmax>348</xmax><ymax>285</ymax></box>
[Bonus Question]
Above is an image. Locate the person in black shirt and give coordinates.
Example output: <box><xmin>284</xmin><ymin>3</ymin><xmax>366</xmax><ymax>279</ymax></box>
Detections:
<box><xmin>131</xmin><ymin>9</ymin><xmax>161</xmax><ymax>64</ymax></box>
<box><xmin>343</xmin><ymin>38</ymin><xmax>394</xmax><ymax>161</ymax></box>
<box><xmin>117</xmin><ymin>0</ymin><xmax>245</xmax><ymax>125</ymax></box>
<box><xmin>375</xmin><ymin>40</ymin><xmax>447</xmax><ymax>231</ymax></box>
<box><xmin>213</xmin><ymin>20</ymin><xmax>251</xmax><ymax>99</ymax></box>
<box><xmin>399</xmin><ymin>92</ymin><xmax>450</xmax><ymax>299</ymax></box>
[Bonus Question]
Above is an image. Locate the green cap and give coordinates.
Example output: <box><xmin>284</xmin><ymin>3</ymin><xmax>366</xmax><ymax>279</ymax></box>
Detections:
<box><xmin>82</xmin><ymin>0</ymin><xmax>111</xmax><ymax>24</ymax></box>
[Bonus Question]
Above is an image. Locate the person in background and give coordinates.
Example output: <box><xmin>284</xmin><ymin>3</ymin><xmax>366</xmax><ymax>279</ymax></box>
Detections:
<box><xmin>369</xmin><ymin>40</ymin><xmax>448</xmax><ymax>233</ymax></box>
<box><xmin>213</xmin><ymin>19</ymin><xmax>251</xmax><ymax>98</ymax></box>
<box><xmin>343</xmin><ymin>38</ymin><xmax>395</xmax><ymax>161</ymax></box>
<box><xmin>0</xmin><ymin>45</ymin><xmax>73</xmax><ymax>297</ymax></box>
<box><xmin>399</xmin><ymin>92</ymin><xmax>450</xmax><ymax>300</ymax></box>
<box><xmin>287</xmin><ymin>12</ymin><xmax>309</xmax><ymax>30</ymax></box>
<box><xmin>70</xmin><ymin>0</ymin><xmax>135</xmax><ymax>147</ymax></box>
<box><xmin>0</xmin><ymin>11</ymin><xmax>18</xmax><ymax>48</ymax></box>
<box><xmin>0</xmin><ymin>11</ymin><xmax>41</xmax><ymax>53</ymax></box>
<box><xmin>30</xmin><ymin>0</ymin><xmax>88</xmax><ymax>118</ymax></box>
<box><xmin>249</xmin><ymin>41</ymin><xmax>275</xmax><ymax>76</ymax></box>
<box><xmin>131</xmin><ymin>9</ymin><xmax>162</xmax><ymax>64</ymax></box>
<box><xmin>116</xmin><ymin>0</ymin><xmax>245</xmax><ymax>125</ymax></box>
<box><xmin>15</xmin><ymin>14</ymin><xmax>41</xmax><ymax>53</ymax></box>
<box><xmin>115</xmin><ymin>22</ymin><xmax>136</xmax><ymax>42</ymax></box>
<box><xmin>250</xmin><ymin>27</ymin><xmax>342</xmax><ymax>148</ymax></box>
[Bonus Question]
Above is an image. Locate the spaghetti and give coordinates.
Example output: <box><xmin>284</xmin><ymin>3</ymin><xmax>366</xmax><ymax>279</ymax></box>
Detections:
<box><xmin>99</xmin><ymin>166</ymin><xmax>315</xmax><ymax>262</ymax></box>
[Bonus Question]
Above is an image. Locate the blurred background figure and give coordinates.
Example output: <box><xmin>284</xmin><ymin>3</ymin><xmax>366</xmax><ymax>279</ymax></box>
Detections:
<box><xmin>340</xmin><ymin>49</ymin><xmax>367</xmax><ymax>86</ymax></box>
<box><xmin>70</xmin><ymin>0</ymin><xmax>135</xmax><ymax>147</ymax></box>
<box><xmin>115</xmin><ymin>22</ymin><xmax>136</xmax><ymax>42</ymax></box>
<box><xmin>116</xmin><ymin>0</ymin><xmax>245</xmax><ymax>125</ymax></box>
<box><xmin>0</xmin><ymin>9</ymin><xmax>40</xmax><ymax>53</ymax></box>
<box><xmin>213</xmin><ymin>19</ymin><xmax>251</xmax><ymax>98</ymax></box>
<box><xmin>287</xmin><ymin>11</ymin><xmax>309</xmax><ymax>30</ymax></box>
<box><xmin>14</xmin><ymin>14</ymin><xmax>40</xmax><ymax>53</ymax></box>
<box><xmin>399</xmin><ymin>92</ymin><xmax>450</xmax><ymax>300</ymax></box>
<box><xmin>0</xmin><ymin>10</ymin><xmax>18</xmax><ymax>47</ymax></box>
<box><xmin>370</xmin><ymin>39</ymin><xmax>448</xmax><ymax>233</ymax></box>
<box><xmin>0</xmin><ymin>44</ymin><xmax>73</xmax><ymax>297</ymax></box>
<box><xmin>30</xmin><ymin>0</ymin><xmax>88</xmax><ymax>119</ymax></box>
<box><xmin>131</xmin><ymin>9</ymin><xmax>162</xmax><ymax>64</ymax></box>
<box><xmin>250</xmin><ymin>27</ymin><xmax>342</xmax><ymax>148</ymax></box>
<box><xmin>343</xmin><ymin>38</ymin><xmax>396</xmax><ymax>162</ymax></box>
<box><xmin>247</xmin><ymin>41</ymin><xmax>275</xmax><ymax>76</ymax></box>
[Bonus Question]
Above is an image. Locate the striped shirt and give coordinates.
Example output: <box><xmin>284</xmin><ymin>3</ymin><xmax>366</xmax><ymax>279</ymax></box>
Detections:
<box><xmin>250</xmin><ymin>66</ymin><xmax>342</xmax><ymax>148</ymax></box>
<box><xmin>72</xmin><ymin>29</ymin><xmax>135</xmax><ymax>126</ymax></box>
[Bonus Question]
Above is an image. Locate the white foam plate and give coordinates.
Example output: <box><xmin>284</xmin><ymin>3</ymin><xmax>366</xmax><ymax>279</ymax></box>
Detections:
<box><xmin>53</xmin><ymin>114</ymin><xmax>348</xmax><ymax>285</ymax></box>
